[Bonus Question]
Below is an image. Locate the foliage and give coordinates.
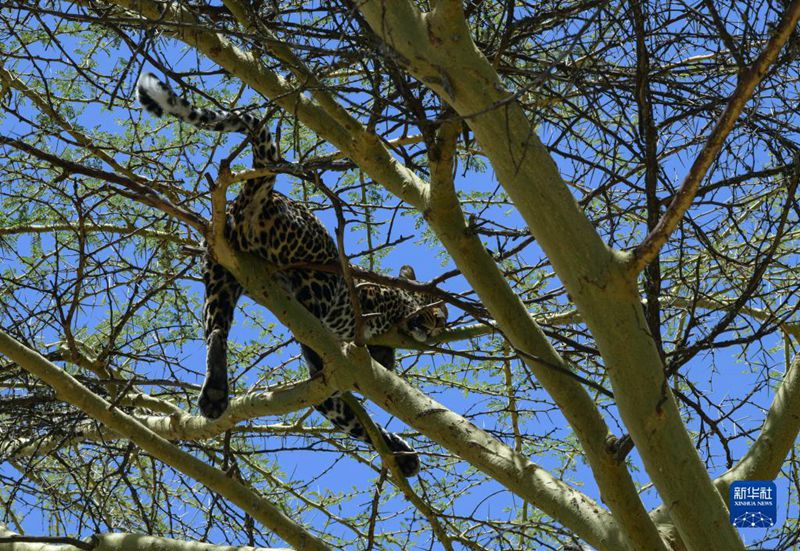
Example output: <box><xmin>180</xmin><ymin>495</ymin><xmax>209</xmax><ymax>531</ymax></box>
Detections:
<box><xmin>1</xmin><ymin>1</ymin><xmax>799</xmax><ymax>550</ymax></box>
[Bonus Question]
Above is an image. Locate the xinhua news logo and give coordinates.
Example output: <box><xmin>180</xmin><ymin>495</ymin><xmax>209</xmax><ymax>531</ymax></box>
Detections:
<box><xmin>729</xmin><ymin>480</ymin><xmax>777</xmax><ymax>528</ymax></box>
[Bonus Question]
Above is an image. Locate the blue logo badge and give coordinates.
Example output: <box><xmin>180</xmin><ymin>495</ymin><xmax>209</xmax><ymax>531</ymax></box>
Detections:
<box><xmin>729</xmin><ymin>480</ymin><xmax>777</xmax><ymax>528</ymax></box>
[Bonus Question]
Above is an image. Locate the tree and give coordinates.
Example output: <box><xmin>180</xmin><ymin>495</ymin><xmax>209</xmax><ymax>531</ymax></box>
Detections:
<box><xmin>1</xmin><ymin>1</ymin><xmax>799</xmax><ymax>549</ymax></box>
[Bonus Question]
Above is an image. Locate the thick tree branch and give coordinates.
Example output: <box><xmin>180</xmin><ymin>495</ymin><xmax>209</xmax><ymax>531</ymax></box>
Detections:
<box><xmin>718</xmin><ymin>356</ymin><xmax>800</xmax><ymax>487</ymax></box>
<box><xmin>423</xmin><ymin>142</ymin><xmax>663</xmax><ymax>550</ymax></box>
<box><xmin>98</xmin><ymin>0</ymin><xmax>431</xmax><ymax>209</ymax></box>
<box><xmin>651</xmin><ymin>354</ymin><xmax>800</xmax><ymax>538</ymax></box>
<box><xmin>353</xmin><ymin>1</ymin><xmax>752</xmax><ymax>548</ymax></box>
<box><xmin>0</xmin><ymin>523</ymin><xmax>291</xmax><ymax>551</ymax></box>
<box><xmin>0</xmin><ymin>330</ymin><xmax>330</xmax><ymax>551</ymax></box>
<box><xmin>2</xmin><ymin>375</ymin><xmax>337</xmax><ymax>460</ymax></box>
<box><xmin>196</xmin><ymin>238</ymin><xmax>628</xmax><ymax>550</ymax></box>
<box><xmin>338</xmin><ymin>345</ymin><xmax>625</xmax><ymax>551</ymax></box>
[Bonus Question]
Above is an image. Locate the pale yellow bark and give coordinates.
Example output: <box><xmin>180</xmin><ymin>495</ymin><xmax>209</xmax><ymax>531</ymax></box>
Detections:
<box><xmin>423</xmin><ymin>132</ymin><xmax>663</xmax><ymax>549</ymax></box>
<box><xmin>0</xmin><ymin>524</ymin><xmax>290</xmax><ymax>551</ymax></box>
<box><xmin>2</xmin><ymin>377</ymin><xmax>334</xmax><ymax>457</ymax></box>
<box><xmin>651</xmin><ymin>354</ymin><xmax>800</xmax><ymax>541</ymax></box>
<box><xmin>188</xmin><ymin>239</ymin><xmax>630</xmax><ymax>549</ymax></box>
<box><xmin>352</xmin><ymin>1</ymin><xmax>755</xmax><ymax>548</ymax></box>
<box><xmin>719</xmin><ymin>356</ymin><xmax>800</xmax><ymax>485</ymax></box>
<box><xmin>0</xmin><ymin>331</ymin><xmax>329</xmax><ymax>551</ymax></box>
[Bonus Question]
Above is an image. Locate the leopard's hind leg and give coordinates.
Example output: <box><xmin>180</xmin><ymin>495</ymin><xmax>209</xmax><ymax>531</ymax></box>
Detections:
<box><xmin>301</xmin><ymin>344</ymin><xmax>420</xmax><ymax>476</ymax></box>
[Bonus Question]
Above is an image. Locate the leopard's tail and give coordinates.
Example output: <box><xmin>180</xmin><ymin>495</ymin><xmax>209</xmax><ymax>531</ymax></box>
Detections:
<box><xmin>136</xmin><ymin>73</ymin><xmax>277</xmax><ymax>166</ymax></box>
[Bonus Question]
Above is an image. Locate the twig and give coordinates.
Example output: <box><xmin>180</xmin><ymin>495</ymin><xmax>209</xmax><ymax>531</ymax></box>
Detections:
<box><xmin>629</xmin><ymin>0</ymin><xmax>800</xmax><ymax>274</ymax></box>
<box><xmin>339</xmin><ymin>394</ymin><xmax>455</xmax><ymax>551</ymax></box>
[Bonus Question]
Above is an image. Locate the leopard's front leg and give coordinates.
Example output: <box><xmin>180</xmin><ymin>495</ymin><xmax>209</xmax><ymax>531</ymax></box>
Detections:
<box><xmin>199</xmin><ymin>254</ymin><xmax>243</xmax><ymax>419</ymax></box>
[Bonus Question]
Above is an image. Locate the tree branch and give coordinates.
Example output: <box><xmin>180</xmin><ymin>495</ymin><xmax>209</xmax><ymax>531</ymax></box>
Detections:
<box><xmin>0</xmin><ymin>65</ymin><xmax>146</xmax><ymax>186</ymax></box>
<box><xmin>651</xmin><ymin>354</ymin><xmax>800</xmax><ymax>539</ymax></box>
<box><xmin>718</xmin><ymin>355</ymin><xmax>800</xmax><ymax>487</ymax></box>
<box><xmin>98</xmin><ymin>0</ymin><xmax>431</xmax><ymax>209</ymax></box>
<box><xmin>629</xmin><ymin>1</ymin><xmax>800</xmax><ymax>274</ymax></box>
<box><xmin>339</xmin><ymin>394</ymin><xmax>455</xmax><ymax>551</ymax></box>
<box><xmin>354</xmin><ymin>0</ymin><xmax>749</xmax><ymax>547</ymax></box>
<box><xmin>0</xmin><ymin>523</ymin><xmax>291</xmax><ymax>551</ymax></box>
<box><xmin>631</xmin><ymin>0</ymin><xmax>665</xmax><ymax>358</ymax></box>
<box><xmin>0</xmin><ymin>136</ymin><xmax>207</xmax><ymax>233</ymax></box>
<box><xmin>0</xmin><ymin>330</ymin><xmax>330</xmax><ymax>551</ymax></box>
<box><xmin>2</xmin><ymin>374</ymin><xmax>337</xmax><ymax>460</ymax></box>
<box><xmin>0</xmin><ymin>223</ymin><xmax>192</xmax><ymax>244</ymax></box>
<box><xmin>193</xmin><ymin>240</ymin><xmax>628</xmax><ymax>550</ymax></box>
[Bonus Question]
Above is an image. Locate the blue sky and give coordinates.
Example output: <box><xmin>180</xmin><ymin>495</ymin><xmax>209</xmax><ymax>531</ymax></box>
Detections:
<box><xmin>1</xmin><ymin>5</ymin><xmax>799</xmax><ymax>550</ymax></box>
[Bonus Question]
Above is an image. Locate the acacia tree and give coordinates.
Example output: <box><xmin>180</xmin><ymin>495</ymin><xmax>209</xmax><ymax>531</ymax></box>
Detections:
<box><xmin>1</xmin><ymin>1</ymin><xmax>800</xmax><ymax>550</ymax></box>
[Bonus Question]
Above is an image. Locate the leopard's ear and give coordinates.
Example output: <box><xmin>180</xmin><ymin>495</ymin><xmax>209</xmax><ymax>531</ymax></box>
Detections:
<box><xmin>398</xmin><ymin>265</ymin><xmax>416</xmax><ymax>280</ymax></box>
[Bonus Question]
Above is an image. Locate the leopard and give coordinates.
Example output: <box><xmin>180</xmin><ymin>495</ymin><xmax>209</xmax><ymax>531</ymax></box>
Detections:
<box><xmin>136</xmin><ymin>73</ymin><xmax>447</xmax><ymax>476</ymax></box>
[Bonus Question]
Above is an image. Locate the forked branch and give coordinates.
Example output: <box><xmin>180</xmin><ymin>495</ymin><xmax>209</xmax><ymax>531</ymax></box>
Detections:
<box><xmin>628</xmin><ymin>0</ymin><xmax>800</xmax><ymax>274</ymax></box>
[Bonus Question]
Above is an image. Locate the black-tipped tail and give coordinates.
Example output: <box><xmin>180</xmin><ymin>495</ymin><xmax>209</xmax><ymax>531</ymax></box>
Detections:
<box><xmin>136</xmin><ymin>72</ymin><xmax>173</xmax><ymax>118</ymax></box>
<box><xmin>135</xmin><ymin>72</ymin><xmax>254</xmax><ymax>135</ymax></box>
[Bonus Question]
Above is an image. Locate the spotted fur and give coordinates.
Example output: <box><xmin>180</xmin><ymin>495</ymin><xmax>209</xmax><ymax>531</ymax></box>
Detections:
<box><xmin>136</xmin><ymin>73</ymin><xmax>447</xmax><ymax>476</ymax></box>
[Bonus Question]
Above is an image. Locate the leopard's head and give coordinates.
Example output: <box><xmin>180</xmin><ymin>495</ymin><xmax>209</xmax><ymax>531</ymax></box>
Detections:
<box><xmin>404</xmin><ymin>302</ymin><xmax>448</xmax><ymax>343</ymax></box>
<box><xmin>398</xmin><ymin>265</ymin><xmax>448</xmax><ymax>343</ymax></box>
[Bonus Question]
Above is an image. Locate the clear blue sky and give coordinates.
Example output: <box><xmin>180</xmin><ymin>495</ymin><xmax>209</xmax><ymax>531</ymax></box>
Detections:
<box><xmin>1</xmin><ymin>9</ymin><xmax>798</xmax><ymax>550</ymax></box>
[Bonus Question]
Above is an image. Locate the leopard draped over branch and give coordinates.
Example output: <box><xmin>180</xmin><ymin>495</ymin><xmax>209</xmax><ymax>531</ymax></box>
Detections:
<box><xmin>136</xmin><ymin>73</ymin><xmax>447</xmax><ymax>476</ymax></box>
